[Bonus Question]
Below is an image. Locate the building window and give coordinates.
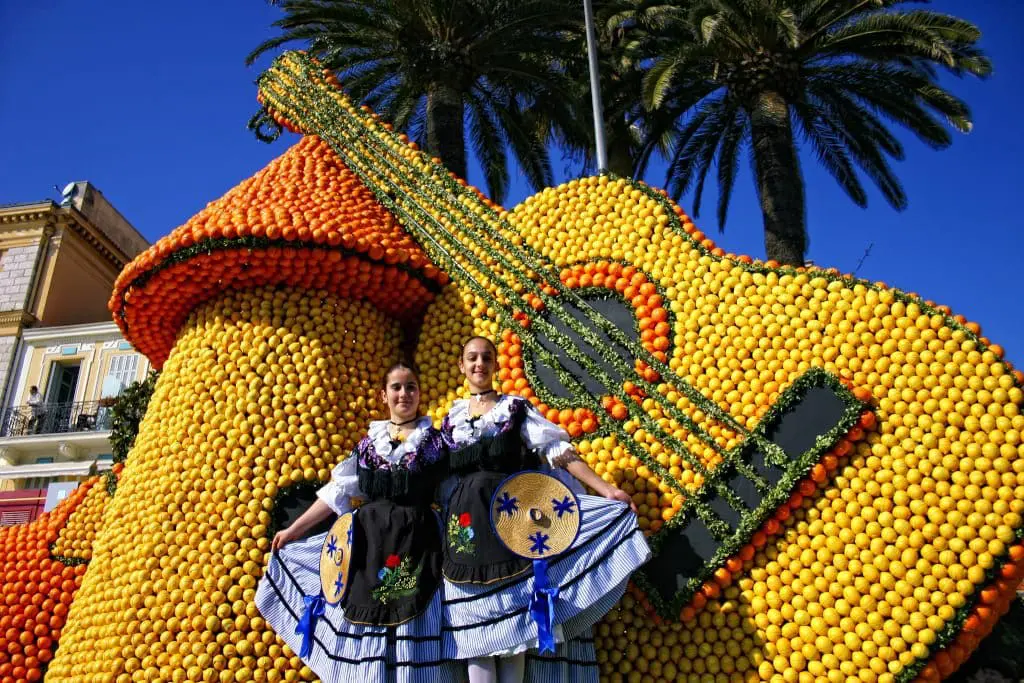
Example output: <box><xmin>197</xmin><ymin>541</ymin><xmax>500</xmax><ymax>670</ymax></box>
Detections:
<box><xmin>0</xmin><ymin>510</ymin><xmax>31</xmax><ymax>526</ymax></box>
<box><xmin>44</xmin><ymin>361</ymin><xmax>81</xmax><ymax>405</ymax></box>
<box><xmin>36</xmin><ymin>457</ymin><xmax>54</xmax><ymax>465</ymax></box>
<box><xmin>107</xmin><ymin>354</ymin><xmax>139</xmax><ymax>394</ymax></box>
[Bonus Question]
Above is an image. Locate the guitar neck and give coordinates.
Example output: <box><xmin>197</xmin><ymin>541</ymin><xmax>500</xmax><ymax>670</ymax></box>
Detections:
<box><xmin>256</xmin><ymin>52</ymin><xmax>784</xmax><ymax>487</ymax></box>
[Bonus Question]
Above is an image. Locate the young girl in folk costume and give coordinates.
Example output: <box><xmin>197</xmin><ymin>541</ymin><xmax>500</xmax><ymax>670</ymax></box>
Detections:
<box><xmin>256</xmin><ymin>363</ymin><xmax>463</xmax><ymax>683</ymax></box>
<box><xmin>441</xmin><ymin>337</ymin><xmax>652</xmax><ymax>683</ymax></box>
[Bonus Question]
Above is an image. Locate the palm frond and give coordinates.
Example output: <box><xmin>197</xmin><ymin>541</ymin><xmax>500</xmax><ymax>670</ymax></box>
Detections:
<box><xmin>643</xmin><ymin>58</ymin><xmax>683</xmax><ymax>109</ymax></box>
<box><xmin>805</xmin><ymin>89</ymin><xmax>907</xmax><ymax>209</ymax></box>
<box><xmin>715</xmin><ymin>106</ymin><xmax>747</xmax><ymax>229</ymax></box>
<box><xmin>466</xmin><ymin>92</ymin><xmax>511</xmax><ymax>206</ymax></box>
<box><xmin>485</xmin><ymin>89</ymin><xmax>554</xmax><ymax>194</ymax></box>
<box><xmin>807</xmin><ymin>63</ymin><xmax>964</xmax><ymax>148</ymax></box>
<box><xmin>791</xmin><ymin>98</ymin><xmax>868</xmax><ymax>208</ymax></box>
<box><xmin>810</xmin><ymin>10</ymin><xmax>992</xmax><ymax>78</ymax></box>
<box><xmin>664</xmin><ymin>96</ymin><xmax>732</xmax><ymax>211</ymax></box>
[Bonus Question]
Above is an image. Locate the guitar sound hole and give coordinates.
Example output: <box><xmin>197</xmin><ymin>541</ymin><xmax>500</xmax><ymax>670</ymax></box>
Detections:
<box><xmin>527</xmin><ymin>293</ymin><xmax>635</xmax><ymax>400</ymax></box>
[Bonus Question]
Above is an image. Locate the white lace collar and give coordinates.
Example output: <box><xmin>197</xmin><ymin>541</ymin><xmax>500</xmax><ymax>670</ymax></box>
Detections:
<box><xmin>446</xmin><ymin>394</ymin><xmax>523</xmax><ymax>445</ymax></box>
<box><xmin>366</xmin><ymin>416</ymin><xmax>434</xmax><ymax>460</ymax></box>
<box><xmin>448</xmin><ymin>393</ymin><xmax>520</xmax><ymax>422</ymax></box>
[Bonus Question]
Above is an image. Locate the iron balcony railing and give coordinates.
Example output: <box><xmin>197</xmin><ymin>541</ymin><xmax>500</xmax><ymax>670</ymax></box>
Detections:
<box><xmin>0</xmin><ymin>400</ymin><xmax>113</xmax><ymax>438</ymax></box>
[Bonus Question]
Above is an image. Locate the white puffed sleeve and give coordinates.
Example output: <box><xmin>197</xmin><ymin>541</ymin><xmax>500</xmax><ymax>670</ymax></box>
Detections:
<box><xmin>520</xmin><ymin>402</ymin><xmax>580</xmax><ymax>468</ymax></box>
<box><xmin>316</xmin><ymin>453</ymin><xmax>360</xmax><ymax>516</ymax></box>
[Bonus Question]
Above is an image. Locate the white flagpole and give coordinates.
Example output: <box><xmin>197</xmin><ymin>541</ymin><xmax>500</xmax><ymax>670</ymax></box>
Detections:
<box><xmin>583</xmin><ymin>0</ymin><xmax>609</xmax><ymax>172</ymax></box>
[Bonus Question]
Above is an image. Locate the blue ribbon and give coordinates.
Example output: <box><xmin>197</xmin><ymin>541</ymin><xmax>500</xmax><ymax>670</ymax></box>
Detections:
<box><xmin>529</xmin><ymin>559</ymin><xmax>560</xmax><ymax>654</ymax></box>
<box><xmin>295</xmin><ymin>593</ymin><xmax>326</xmax><ymax>658</ymax></box>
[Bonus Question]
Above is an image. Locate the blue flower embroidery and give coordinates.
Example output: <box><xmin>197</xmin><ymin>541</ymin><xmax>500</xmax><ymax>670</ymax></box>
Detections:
<box><xmin>326</xmin><ymin>535</ymin><xmax>338</xmax><ymax>556</ymax></box>
<box><xmin>552</xmin><ymin>496</ymin><xmax>576</xmax><ymax>518</ymax></box>
<box><xmin>334</xmin><ymin>574</ymin><xmax>345</xmax><ymax>595</ymax></box>
<box><xmin>496</xmin><ymin>492</ymin><xmax>519</xmax><ymax>516</ymax></box>
<box><xmin>529</xmin><ymin>532</ymin><xmax>551</xmax><ymax>555</ymax></box>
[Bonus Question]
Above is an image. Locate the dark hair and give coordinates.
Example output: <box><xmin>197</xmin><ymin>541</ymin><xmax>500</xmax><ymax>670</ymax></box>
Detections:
<box><xmin>461</xmin><ymin>336</ymin><xmax>497</xmax><ymax>358</ymax></box>
<box><xmin>382</xmin><ymin>361</ymin><xmax>419</xmax><ymax>387</ymax></box>
<box><xmin>30</xmin><ymin>386</ymin><xmax>38</xmax><ymax>392</ymax></box>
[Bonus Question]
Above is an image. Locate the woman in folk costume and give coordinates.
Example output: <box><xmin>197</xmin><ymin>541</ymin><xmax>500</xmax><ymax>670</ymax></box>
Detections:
<box><xmin>441</xmin><ymin>337</ymin><xmax>652</xmax><ymax>683</ymax></box>
<box><xmin>256</xmin><ymin>362</ymin><xmax>464</xmax><ymax>683</ymax></box>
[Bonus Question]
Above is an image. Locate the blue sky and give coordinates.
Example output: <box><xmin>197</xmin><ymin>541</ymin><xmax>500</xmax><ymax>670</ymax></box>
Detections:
<box><xmin>1</xmin><ymin>1</ymin><xmax>1021</xmax><ymax>364</ymax></box>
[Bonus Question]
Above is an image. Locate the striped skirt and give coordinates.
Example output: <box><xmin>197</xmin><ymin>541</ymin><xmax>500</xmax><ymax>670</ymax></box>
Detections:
<box><xmin>442</xmin><ymin>495</ymin><xmax>650</xmax><ymax>661</ymax></box>
<box><xmin>256</xmin><ymin>532</ymin><xmax>466</xmax><ymax>683</ymax></box>
<box><xmin>525</xmin><ymin>636</ymin><xmax>600</xmax><ymax>682</ymax></box>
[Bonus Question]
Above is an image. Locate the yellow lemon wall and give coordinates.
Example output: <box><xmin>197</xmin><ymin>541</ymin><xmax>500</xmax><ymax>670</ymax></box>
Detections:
<box><xmin>411</xmin><ymin>175</ymin><xmax>1024</xmax><ymax>683</ymax></box>
<box><xmin>49</xmin><ymin>287</ymin><xmax>400</xmax><ymax>682</ymax></box>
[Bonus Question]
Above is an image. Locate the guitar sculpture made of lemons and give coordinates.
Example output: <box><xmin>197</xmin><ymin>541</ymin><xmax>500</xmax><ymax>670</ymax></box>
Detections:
<box><xmin>40</xmin><ymin>50</ymin><xmax>1022</xmax><ymax>683</ymax></box>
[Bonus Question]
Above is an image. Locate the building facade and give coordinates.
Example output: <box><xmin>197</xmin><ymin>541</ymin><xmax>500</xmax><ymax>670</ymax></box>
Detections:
<box><xmin>0</xmin><ymin>183</ymin><xmax>148</xmax><ymax>523</ymax></box>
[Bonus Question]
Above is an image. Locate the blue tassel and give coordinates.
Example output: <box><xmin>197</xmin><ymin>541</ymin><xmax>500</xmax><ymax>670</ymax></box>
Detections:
<box><xmin>295</xmin><ymin>593</ymin><xmax>326</xmax><ymax>658</ymax></box>
<box><xmin>529</xmin><ymin>559</ymin><xmax>560</xmax><ymax>654</ymax></box>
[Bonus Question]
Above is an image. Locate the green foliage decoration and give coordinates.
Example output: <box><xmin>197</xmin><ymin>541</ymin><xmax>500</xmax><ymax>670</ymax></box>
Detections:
<box><xmin>110</xmin><ymin>370</ymin><xmax>159</xmax><ymax>465</ymax></box>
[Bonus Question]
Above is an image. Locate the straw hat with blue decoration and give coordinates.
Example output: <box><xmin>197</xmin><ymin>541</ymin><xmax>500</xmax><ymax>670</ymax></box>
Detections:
<box><xmin>490</xmin><ymin>471</ymin><xmax>581</xmax><ymax>653</ymax></box>
<box><xmin>319</xmin><ymin>512</ymin><xmax>355</xmax><ymax>605</ymax></box>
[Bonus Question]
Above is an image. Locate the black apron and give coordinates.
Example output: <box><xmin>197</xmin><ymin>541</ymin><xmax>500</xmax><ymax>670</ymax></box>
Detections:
<box><xmin>443</xmin><ymin>407</ymin><xmax>541</xmax><ymax>584</ymax></box>
<box><xmin>341</xmin><ymin>463</ymin><xmax>443</xmax><ymax>626</ymax></box>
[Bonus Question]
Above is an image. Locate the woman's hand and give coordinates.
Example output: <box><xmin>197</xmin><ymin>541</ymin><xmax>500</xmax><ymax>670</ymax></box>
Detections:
<box><xmin>271</xmin><ymin>525</ymin><xmax>302</xmax><ymax>551</ymax></box>
<box><xmin>270</xmin><ymin>499</ymin><xmax>334</xmax><ymax>551</ymax></box>
<box><xmin>564</xmin><ymin>460</ymin><xmax>638</xmax><ymax>513</ymax></box>
<box><xmin>601</xmin><ymin>483</ymin><xmax>637</xmax><ymax>513</ymax></box>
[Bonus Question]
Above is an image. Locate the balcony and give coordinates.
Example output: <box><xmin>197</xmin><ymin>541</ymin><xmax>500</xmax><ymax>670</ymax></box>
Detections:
<box><xmin>1</xmin><ymin>400</ymin><xmax>112</xmax><ymax>438</ymax></box>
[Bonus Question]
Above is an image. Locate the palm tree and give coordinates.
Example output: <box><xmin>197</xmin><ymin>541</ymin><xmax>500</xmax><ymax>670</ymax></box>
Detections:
<box><xmin>639</xmin><ymin>0</ymin><xmax>991</xmax><ymax>265</ymax></box>
<box><xmin>248</xmin><ymin>0</ymin><xmax>583</xmax><ymax>205</ymax></box>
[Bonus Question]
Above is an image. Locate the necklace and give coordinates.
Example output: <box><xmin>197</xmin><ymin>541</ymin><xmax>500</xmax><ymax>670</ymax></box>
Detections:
<box><xmin>470</xmin><ymin>389</ymin><xmax>497</xmax><ymax>404</ymax></box>
<box><xmin>468</xmin><ymin>390</ymin><xmax>498</xmax><ymax>428</ymax></box>
<box><xmin>388</xmin><ymin>416</ymin><xmax>418</xmax><ymax>445</ymax></box>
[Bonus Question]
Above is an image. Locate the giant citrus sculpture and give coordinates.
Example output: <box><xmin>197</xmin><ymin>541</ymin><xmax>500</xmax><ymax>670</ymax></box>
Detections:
<box><xmin>44</xmin><ymin>134</ymin><xmax>446</xmax><ymax>682</ymax></box>
<box><xmin>16</xmin><ymin>50</ymin><xmax>1023</xmax><ymax>682</ymax></box>
<box><xmin>0</xmin><ymin>469</ymin><xmax>117</xmax><ymax>683</ymax></box>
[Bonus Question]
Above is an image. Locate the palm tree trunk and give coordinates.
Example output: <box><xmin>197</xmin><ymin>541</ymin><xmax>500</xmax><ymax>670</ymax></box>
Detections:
<box><xmin>606</xmin><ymin>118</ymin><xmax>635</xmax><ymax>178</ymax></box>
<box><xmin>747</xmin><ymin>91</ymin><xmax>806</xmax><ymax>266</ymax></box>
<box><xmin>425</xmin><ymin>82</ymin><xmax>467</xmax><ymax>180</ymax></box>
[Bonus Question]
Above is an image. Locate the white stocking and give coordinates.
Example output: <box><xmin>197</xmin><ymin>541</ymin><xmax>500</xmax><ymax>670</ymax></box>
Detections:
<box><xmin>468</xmin><ymin>657</ymin><xmax>498</xmax><ymax>683</ymax></box>
<box><xmin>497</xmin><ymin>653</ymin><xmax>526</xmax><ymax>683</ymax></box>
